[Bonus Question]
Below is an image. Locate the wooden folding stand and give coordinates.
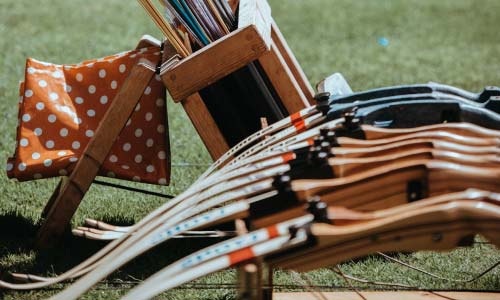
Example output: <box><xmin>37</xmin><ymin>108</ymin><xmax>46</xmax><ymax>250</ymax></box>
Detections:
<box><xmin>35</xmin><ymin>0</ymin><xmax>329</xmax><ymax>248</ymax></box>
<box><xmin>160</xmin><ymin>0</ymin><xmax>315</xmax><ymax>159</ymax></box>
<box><xmin>35</xmin><ymin>38</ymin><xmax>172</xmax><ymax>249</ymax></box>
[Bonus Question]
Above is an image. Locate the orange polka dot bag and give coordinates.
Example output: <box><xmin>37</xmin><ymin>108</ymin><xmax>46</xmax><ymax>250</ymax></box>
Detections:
<box><xmin>7</xmin><ymin>46</ymin><xmax>171</xmax><ymax>185</ymax></box>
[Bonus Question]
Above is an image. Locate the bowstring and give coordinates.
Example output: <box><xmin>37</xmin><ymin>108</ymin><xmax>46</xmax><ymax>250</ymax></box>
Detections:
<box><xmin>332</xmin><ymin>266</ymin><xmax>367</xmax><ymax>300</ymax></box>
<box><xmin>376</xmin><ymin>252</ymin><xmax>500</xmax><ymax>283</ymax></box>
<box><xmin>288</xmin><ymin>270</ymin><xmax>328</xmax><ymax>300</ymax></box>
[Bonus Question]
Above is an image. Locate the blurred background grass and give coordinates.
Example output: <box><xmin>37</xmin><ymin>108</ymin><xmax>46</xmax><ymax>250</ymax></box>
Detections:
<box><xmin>0</xmin><ymin>0</ymin><xmax>499</xmax><ymax>299</ymax></box>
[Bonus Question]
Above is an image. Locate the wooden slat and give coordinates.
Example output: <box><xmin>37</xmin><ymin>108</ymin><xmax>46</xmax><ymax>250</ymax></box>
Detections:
<box><xmin>271</xmin><ymin>21</ymin><xmax>315</xmax><ymax>104</ymax></box>
<box><xmin>41</xmin><ymin>177</ymin><xmax>66</xmax><ymax>218</ymax></box>
<box><xmin>181</xmin><ymin>93</ymin><xmax>229</xmax><ymax>160</ymax></box>
<box><xmin>258</xmin><ymin>41</ymin><xmax>309</xmax><ymax>114</ymax></box>
<box><xmin>238</xmin><ymin>0</ymin><xmax>272</xmax><ymax>48</ymax></box>
<box><xmin>275</xmin><ymin>291</ymin><xmax>500</xmax><ymax>300</ymax></box>
<box><xmin>162</xmin><ymin>25</ymin><xmax>268</xmax><ymax>102</ymax></box>
<box><xmin>35</xmin><ymin>59</ymin><xmax>156</xmax><ymax>249</ymax></box>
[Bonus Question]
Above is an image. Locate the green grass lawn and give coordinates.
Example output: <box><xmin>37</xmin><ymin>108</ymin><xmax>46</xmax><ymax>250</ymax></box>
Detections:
<box><xmin>1</xmin><ymin>0</ymin><xmax>500</xmax><ymax>299</ymax></box>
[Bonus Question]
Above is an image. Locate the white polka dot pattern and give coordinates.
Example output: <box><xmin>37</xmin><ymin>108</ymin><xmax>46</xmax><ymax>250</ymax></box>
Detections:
<box><xmin>6</xmin><ymin>46</ymin><xmax>170</xmax><ymax>185</ymax></box>
<box><xmin>60</xmin><ymin>128</ymin><xmax>68</xmax><ymax>137</ymax></box>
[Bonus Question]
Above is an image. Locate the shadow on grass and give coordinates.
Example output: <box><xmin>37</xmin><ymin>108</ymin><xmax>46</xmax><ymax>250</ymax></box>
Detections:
<box><xmin>0</xmin><ymin>211</ymin><xmax>221</xmax><ymax>283</ymax></box>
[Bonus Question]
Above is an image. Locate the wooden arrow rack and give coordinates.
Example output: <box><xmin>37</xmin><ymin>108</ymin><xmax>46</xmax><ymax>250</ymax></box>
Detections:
<box><xmin>35</xmin><ymin>0</ymin><xmax>315</xmax><ymax>249</ymax></box>
<box><xmin>159</xmin><ymin>0</ymin><xmax>315</xmax><ymax>159</ymax></box>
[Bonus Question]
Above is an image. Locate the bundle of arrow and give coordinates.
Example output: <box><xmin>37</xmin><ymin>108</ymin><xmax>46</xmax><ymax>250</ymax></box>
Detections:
<box><xmin>140</xmin><ymin>0</ymin><xmax>302</xmax><ymax>149</ymax></box>
<box><xmin>2</xmin><ymin>82</ymin><xmax>499</xmax><ymax>299</ymax></box>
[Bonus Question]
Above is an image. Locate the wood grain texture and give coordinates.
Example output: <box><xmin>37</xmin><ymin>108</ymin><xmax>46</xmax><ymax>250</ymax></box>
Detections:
<box><xmin>239</xmin><ymin>0</ymin><xmax>272</xmax><ymax>48</ymax></box>
<box><xmin>271</xmin><ymin>21</ymin><xmax>315</xmax><ymax>104</ymax></box>
<box><xmin>36</xmin><ymin>60</ymin><xmax>157</xmax><ymax>249</ymax></box>
<box><xmin>41</xmin><ymin>178</ymin><xmax>66</xmax><ymax>218</ymax></box>
<box><xmin>162</xmin><ymin>25</ymin><xmax>268</xmax><ymax>101</ymax></box>
<box><xmin>181</xmin><ymin>93</ymin><xmax>229</xmax><ymax>159</ymax></box>
<box><xmin>271</xmin><ymin>201</ymin><xmax>500</xmax><ymax>270</ymax></box>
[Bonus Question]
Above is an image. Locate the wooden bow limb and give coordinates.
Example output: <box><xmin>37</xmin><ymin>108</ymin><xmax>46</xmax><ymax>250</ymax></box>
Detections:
<box><xmin>364</xmin><ymin>122</ymin><xmax>500</xmax><ymax>139</ymax></box>
<box><xmin>252</xmin><ymin>159</ymin><xmax>500</xmax><ymax>228</ymax></box>
<box><xmin>84</xmin><ymin>219</ymin><xmax>133</xmax><ymax>233</ymax></box>
<box><xmin>5</xmin><ymin>128</ymin><xmax>494</xmax><ymax>288</ymax></box>
<box><xmin>338</xmin><ymin>131</ymin><xmax>499</xmax><ymax>148</ymax></box>
<box><xmin>229</xmin><ymin>122</ymin><xmax>500</xmax><ymax>169</ymax></box>
<box><xmin>16</xmin><ymin>79</ymin><xmax>496</xmax><ymax>288</ymax></box>
<box><xmin>73</xmin><ymin>225</ymin><xmax>238</xmax><ymax>241</ymax></box>
<box><xmin>332</xmin><ymin>139</ymin><xmax>500</xmax><ymax>158</ymax></box>
<box><xmin>201</xmin><ymin>103</ymin><xmax>499</xmax><ymax>181</ymax></box>
<box><xmin>122</xmin><ymin>195</ymin><xmax>500</xmax><ymax>300</ymax></box>
<box><xmin>158</xmin><ymin>151</ymin><xmax>500</xmax><ymax>221</ymax></box>
<box><xmin>271</xmin><ymin>200</ymin><xmax>500</xmax><ymax>271</ymax></box>
<box><xmin>86</xmin><ymin>146</ymin><xmax>499</xmax><ymax>242</ymax></box>
<box><xmin>47</xmin><ymin>201</ymin><xmax>249</xmax><ymax>300</ymax></box>
<box><xmin>51</xmin><ymin>157</ymin><xmax>498</xmax><ymax>297</ymax></box>
<box><xmin>38</xmin><ymin>113</ymin><xmax>327</xmax><ymax>287</ymax></box>
<box><xmin>81</xmin><ymin>141</ymin><xmax>498</xmax><ymax>241</ymax></box>
<box><xmin>120</xmin><ymin>218</ymin><xmax>312</xmax><ymax>300</ymax></box>
<box><xmin>187</xmin><ymin>136</ymin><xmax>499</xmax><ymax>202</ymax></box>
<box><xmin>5</xmin><ymin>121</ymin><xmax>497</xmax><ymax>288</ymax></box>
<box><xmin>4</xmin><ymin>202</ymin><xmax>246</xmax><ymax>288</ymax></box>
<box><xmin>72</xmin><ymin>228</ymin><xmax>123</xmax><ymax>241</ymax></box>
<box><xmin>123</xmin><ymin>214</ymin><xmax>312</xmax><ymax>298</ymax></box>
<box><xmin>294</xmin><ymin>159</ymin><xmax>500</xmax><ymax>201</ymax></box>
<box><xmin>12</xmin><ymin>190</ymin><xmax>497</xmax><ymax>285</ymax></box>
<box><xmin>71</xmin><ymin>228</ymin><xmax>237</xmax><ymax>242</ymax></box>
<box><xmin>80</xmin><ymin>137</ymin><xmax>499</xmax><ymax>244</ymax></box>
<box><xmin>208</xmin><ymin>124</ymin><xmax>500</xmax><ymax>189</ymax></box>
<box><xmin>329</xmin><ymin>149</ymin><xmax>499</xmax><ymax>177</ymax></box>
<box><xmin>325</xmin><ymin>189</ymin><xmax>500</xmax><ymax>225</ymax></box>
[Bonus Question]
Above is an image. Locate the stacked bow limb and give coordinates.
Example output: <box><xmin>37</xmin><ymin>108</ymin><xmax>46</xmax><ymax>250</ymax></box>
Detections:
<box><xmin>2</xmin><ymin>83</ymin><xmax>500</xmax><ymax>300</ymax></box>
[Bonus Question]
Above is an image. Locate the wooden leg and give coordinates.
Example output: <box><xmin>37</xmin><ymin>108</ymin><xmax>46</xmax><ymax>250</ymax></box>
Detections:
<box><xmin>181</xmin><ymin>93</ymin><xmax>230</xmax><ymax>160</ymax></box>
<box><xmin>263</xmin><ymin>264</ymin><xmax>273</xmax><ymax>300</ymax></box>
<box><xmin>238</xmin><ymin>263</ymin><xmax>260</xmax><ymax>300</ymax></box>
<box><xmin>35</xmin><ymin>59</ymin><xmax>157</xmax><ymax>249</ymax></box>
<box><xmin>41</xmin><ymin>177</ymin><xmax>67</xmax><ymax>218</ymax></box>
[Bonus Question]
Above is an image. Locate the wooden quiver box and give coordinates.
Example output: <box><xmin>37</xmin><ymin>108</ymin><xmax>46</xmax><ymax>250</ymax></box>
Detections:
<box><xmin>160</xmin><ymin>0</ymin><xmax>315</xmax><ymax>159</ymax></box>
